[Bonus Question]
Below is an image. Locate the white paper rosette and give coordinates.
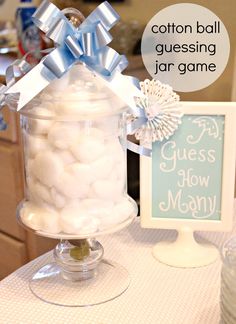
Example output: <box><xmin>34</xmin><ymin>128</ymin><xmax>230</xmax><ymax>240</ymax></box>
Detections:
<box><xmin>134</xmin><ymin>79</ymin><xmax>182</xmax><ymax>144</ymax></box>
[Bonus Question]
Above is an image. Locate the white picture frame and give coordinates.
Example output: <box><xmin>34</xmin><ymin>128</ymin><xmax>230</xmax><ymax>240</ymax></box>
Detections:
<box><xmin>140</xmin><ymin>102</ymin><xmax>236</xmax><ymax>232</ymax></box>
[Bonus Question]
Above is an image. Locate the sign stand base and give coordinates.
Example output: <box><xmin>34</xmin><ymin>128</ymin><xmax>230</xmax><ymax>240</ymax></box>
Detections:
<box><xmin>152</xmin><ymin>226</ymin><xmax>219</xmax><ymax>268</ymax></box>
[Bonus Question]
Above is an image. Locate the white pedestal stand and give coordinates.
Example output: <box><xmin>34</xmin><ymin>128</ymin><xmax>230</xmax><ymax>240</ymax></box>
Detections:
<box><xmin>152</xmin><ymin>226</ymin><xmax>219</xmax><ymax>268</ymax></box>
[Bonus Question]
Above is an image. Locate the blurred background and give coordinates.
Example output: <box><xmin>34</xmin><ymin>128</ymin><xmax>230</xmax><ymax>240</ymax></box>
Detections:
<box><xmin>0</xmin><ymin>0</ymin><xmax>235</xmax><ymax>279</ymax></box>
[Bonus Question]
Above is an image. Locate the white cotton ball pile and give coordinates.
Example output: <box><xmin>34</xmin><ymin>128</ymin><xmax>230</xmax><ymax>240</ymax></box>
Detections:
<box><xmin>90</xmin><ymin>154</ymin><xmax>114</xmax><ymax>180</ymax></box>
<box><xmin>55</xmin><ymin>171</ymin><xmax>90</xmax><ymax>198</ymax></box>
<box><xmin>50</xmin><ymin>187</ymin><xmax>66</xmax><ymax>209</ymax></box>
<box><xmin>21</xmin><ymin>203</ymin><xmax>42</xmax><ymax>231</ymax></box>
<box><xmin>40</xmin><ymin>207</ymin><xmax>61</xmax><ymax>234</ymax></box>
<box><xmin>20</xmin><ymin>202</ymin><xmax>61</xmax><ymax>234</ymax></box>
<box><xmin>25</xmin><ymin>133</ymin><xmax>51</xmax><ymax>158</ymax></box>
<box><xmin>33</xmin><ymin>180</ymin><xmax>52</xmax><ymax>204</ymax></box>
<box><xmin>67</xmin><ymin>163</ymin><xmax>93</xmax><ymax>184</ymax></box>
<box><xmin>27</xmin><ymin>106</ymin><xmax>55</xmax><ymax>135</ymax></box>
<box><xmin>91</xmin><ymin>179</ymin><xmax>124</xmax><ymax>201</ymax></box>
<box><xmin>97</xmin><ymin>199</ymin><xmax>135</xmax><ymax>231</ymax></box>
<box><xmin>31</xmin><ymin>151</ymin><xmax>64</xmax><ymax>187</ymax></box>
<box><xmin>60</xmin><ymin>201</ymin><xmax>100</xmax><ymax>235</ymax></box>
<box><xmin>106</xmin><ymin>138</ymin><xmax>124</xmax><ymax>164</ymax></box>
<box><xmin>25</xmin><ymin>159</ymin><xmax>34</xmax><ymax>176</ymax></box>
<box><xmin>70</xmin><ymin>134</ymin><xmax>105</xmax><ymax>163</ymax></box>
<box><xmin>114</xmin><ymin>198</ymin><xmax>135</xmax><ymax>220</ymax></box>
<box><xmin>48</xmin><ymin>122</ymin><xmax>80</xmax><ymax>149</ymax></box>
<box><xmin>20</xmin><ymin>83</ymin><xmax>135</xmax><ymax>236</ymax></box>
<box><xmin>79</xmin><ymin>199</ymin><xmax>114</xmax><ymax>218</ymax></box>
<box><xmin>55</xmin><ymin>149</ymin><xmax>76</xmax><ymax>165</ymax></box>
<box><xmin>27</xmin><ymin>177</ymin><xmax>43</xmax><ymax>204</ymax></box>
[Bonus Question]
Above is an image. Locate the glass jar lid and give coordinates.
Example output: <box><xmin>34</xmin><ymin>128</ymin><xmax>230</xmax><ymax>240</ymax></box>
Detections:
<box><xmin>6</xmin><ymin>63</ymin><xmax>127</xmax><ymax>120</ymax></box>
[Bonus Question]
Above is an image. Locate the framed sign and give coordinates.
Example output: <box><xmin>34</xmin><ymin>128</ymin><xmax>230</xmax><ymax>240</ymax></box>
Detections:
<box><xmin>140</xmin><ymin>102</ymin><xmax>236</xmax><ymax>267</ymax></box>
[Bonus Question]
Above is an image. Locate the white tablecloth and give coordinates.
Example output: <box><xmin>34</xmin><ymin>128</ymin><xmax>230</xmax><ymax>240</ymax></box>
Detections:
<box><xmin>0</xmin><ymin>204</ymin><xmax>235</xmax><ymax>324</ymax></box>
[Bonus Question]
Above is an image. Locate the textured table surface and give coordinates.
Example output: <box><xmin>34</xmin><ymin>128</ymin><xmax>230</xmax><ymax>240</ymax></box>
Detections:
<box><xmin>0</xmin><ymin>205</ymin><xmax>235</xmax><ymax>324</ymax></box>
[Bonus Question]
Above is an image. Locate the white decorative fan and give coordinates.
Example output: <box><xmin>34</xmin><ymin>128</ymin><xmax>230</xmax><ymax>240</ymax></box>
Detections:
<box><xmin>134</xmin><ymin>79</ymin><xmax>182</xmax><ymax>144</ymax></box>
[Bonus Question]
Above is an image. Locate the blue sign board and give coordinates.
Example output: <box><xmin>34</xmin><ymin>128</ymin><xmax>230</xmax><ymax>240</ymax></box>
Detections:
<box><xmin>152</xmin><ymin>114</ymin><xmax>225</xmax><ymax>221</ymax></box>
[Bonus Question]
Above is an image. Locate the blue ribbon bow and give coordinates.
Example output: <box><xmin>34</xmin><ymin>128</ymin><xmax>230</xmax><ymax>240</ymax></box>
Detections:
<box><xmin>0</xmin><ymin>0</ymin><xmax>151</xmax><ymax>156</ymax></box>
<box><xmin>0</xmin><ymin>55</ymin><xmax>33</xmax><ymax>130</ymax></box>
<box><xmin>4</xmin><ymin>0</ymin><xmax>144</xmax><ymax>115</ymax></box>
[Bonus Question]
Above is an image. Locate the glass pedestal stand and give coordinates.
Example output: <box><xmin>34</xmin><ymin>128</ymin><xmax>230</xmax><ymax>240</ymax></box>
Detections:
<box><xmin>17</xmin><ymin>201</ymin><xmax>135</xmax><ymax>306</ymax></box>
<box><xmin>29</xmin><ymin>238</ymin><xmax>130</xmax><ymax>306</ymax></box>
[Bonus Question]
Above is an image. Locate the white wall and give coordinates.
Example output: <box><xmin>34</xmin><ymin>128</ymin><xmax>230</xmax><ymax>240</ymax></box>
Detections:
<box><xmin>0</xmin><ymin>0</ymin><xmax>18</xmax><ymax>21</ymax></box>
<box><xmin>0</xmin><ymin>0</ymin><xmax>41</xmax><ymax>21</ymax></box>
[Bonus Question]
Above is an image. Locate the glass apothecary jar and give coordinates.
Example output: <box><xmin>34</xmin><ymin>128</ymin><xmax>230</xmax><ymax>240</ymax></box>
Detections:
<box><xmin>13</xmin><ymin>64</ymin><xmax>137</xmax><ymax>238</ymax></box>
<box><xmin>6</xmin><ymin>64</ymin><xmax>138</xmax><ymax>306</ymax></box>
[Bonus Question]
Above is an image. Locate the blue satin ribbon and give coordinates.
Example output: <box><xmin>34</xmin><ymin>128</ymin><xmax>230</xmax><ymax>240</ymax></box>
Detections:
<box><xmin>0</xmin><ymin>55</ymin><xmax>32</xmax><ymax>130</ymax></box>
<box><xmin>1</xmin><ymin>0</ymin><xmax>151</xmax><ymax>155</ymax></box>
<box><xmin>5</xmin><ymin>0</ymin><xmax>144</xmax><ymax>113</ymax></box>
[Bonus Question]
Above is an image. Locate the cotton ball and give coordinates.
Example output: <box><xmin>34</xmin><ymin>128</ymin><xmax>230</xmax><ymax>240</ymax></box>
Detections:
<box><xmin>98</xmin><ymin>199</ymin><xmax>135</xmax><ymax>231</ymax></box>
<box><xmin>81</xmin><ymin>128</ymin><xmax>105</xmax><ymax>141</ymax></box>
<box><xmin>20</xmin><ymin>202</ymin><xmax>42</xmax><ymax>230</ymax></box>
<box><xmin>90</xmin><ymin>154</ymin><xmax>114</xmax><ymax>180</ymax></box>
<box><xmin>40</xmin><ymin>208</ymin><xmax>61</xmax><ymax>234</ymax></box>
<box><xmin>79</xmin><ymin>199</ymin><xmax>114</xmax><ymax>218</ymax></box>
<box><xmin>106</xmin><ymin>139</ymin><xmax>124</xmax><ymax>164</ymax></box>
<box><xmin>95</xmin><ymin>116</ymin><xmax>119</xmax><ymax>135</ymax></box>
<box><xmin>27</xmin><ymin>177</ymin><xmax>56</xmax><ymax>207</ymax></box>
<box><xmin>116</xmin><ymin>179</ymin><xmax>125</xmax><ymax>200</ymax></box>
<box><xmin>31</xmin><ymin>151</ymin><xmax>64</xmax><ymax>187</ymax></box>
<box><xmin>25</xmin><ymin>133</ymin><xmax>51</xmax><ymax>158</ymax></box>
<box><xmin>114</xmin><ymin>198</ymin><xmax>136</xmax><ymax>220</ymax></box>
<box><xmin>60</xmin><ymin>214</ymin><xmax>100</xmax><ymax>235</ymax></box>
<box><xmin>21</xmin><ymin>202</ymin><xmax>61</xmax><ymax>234</ymax></box>
<box><xmin>116</xmin><ymin>161</ymin><xmax>126</xmax><ymax>179</ymax></box>
<box><xmin>87</xmin><ymin>186</ymin><xmax>97</xmax><ymax>199</ymax></box>
<box><xmin>33</xmin><ymin>180</ymin><xmax>53</xmax><ymax>205</ymax></box>
<box><xmin>55</xmin><ymin>171</ymin><xmax>89</xmax><ymax>198</ymax></box>
<box><xmin>70</xmin><ymin>132</ymin><xmax>105</xmax><ymax>163</ymax></box>
<box><xmin>109</xmin><ymin>161</ymin><xmax>126</xmax><ymax>181</ymax></box>
<box><xmin>54</xmin><ymin>149</ymin><xmax>76</xmax><ymax>165</ymax></box>
<box><xmin>25</xmin><ymin>159</ymin><xmax>34</xmax><ymax>177</ymax></box>
<box><xmin>60</xmin><ymin>201</ymin><xmax>99</xmax><ymax>235</ymax></box>
<box><xmin>51</xmin><ymin>187</ymin><xmax>66</xmax><ymax>209</ymax></box>
<box><xmin>60</xmin><ymin>199</ymin><xmax>80</xmax><ymax>213</ymax></box>
<box><xmin>48</xmin><ymin>122</ymin><xmax>80</xmax><ymax>149</ymax></box>
<box><xmin>98</xmin><ymin>212</ymin><xmax>128</xmax><ymax>231</ymax></box>
<box><xmin>98</xmin><ymin>216</ymin><xmax>120</xmax><ymax>231</ymax></box>
<box><xmin>27</xmin><ymin>177</ymin><xmax>44</xmax><ymax>205</ymax></box>
<box><xmin>91</xmin><ymin>179</ymin><xmax>124</xmax><ymax>201</ymax></box>
<box><xmin>67</xmin><ymin>162</ymin><xmax>93</xmax><ymax>184</ymax></box>
<box><xmin>109</xmin><ymin>164</ymin><xmax>126</xmax><ymax>181</ymax></box>
<box><xmin>28</xmin><ymin>107</ymin><xmax>55</xmax><ymax>135</ymax></box>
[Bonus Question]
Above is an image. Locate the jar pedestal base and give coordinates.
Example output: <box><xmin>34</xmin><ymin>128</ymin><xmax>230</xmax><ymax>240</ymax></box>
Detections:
<box><xmin>29</xmin><ymin>240</ymin><xmax>130</xmax><ymax>306</ymax></box>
